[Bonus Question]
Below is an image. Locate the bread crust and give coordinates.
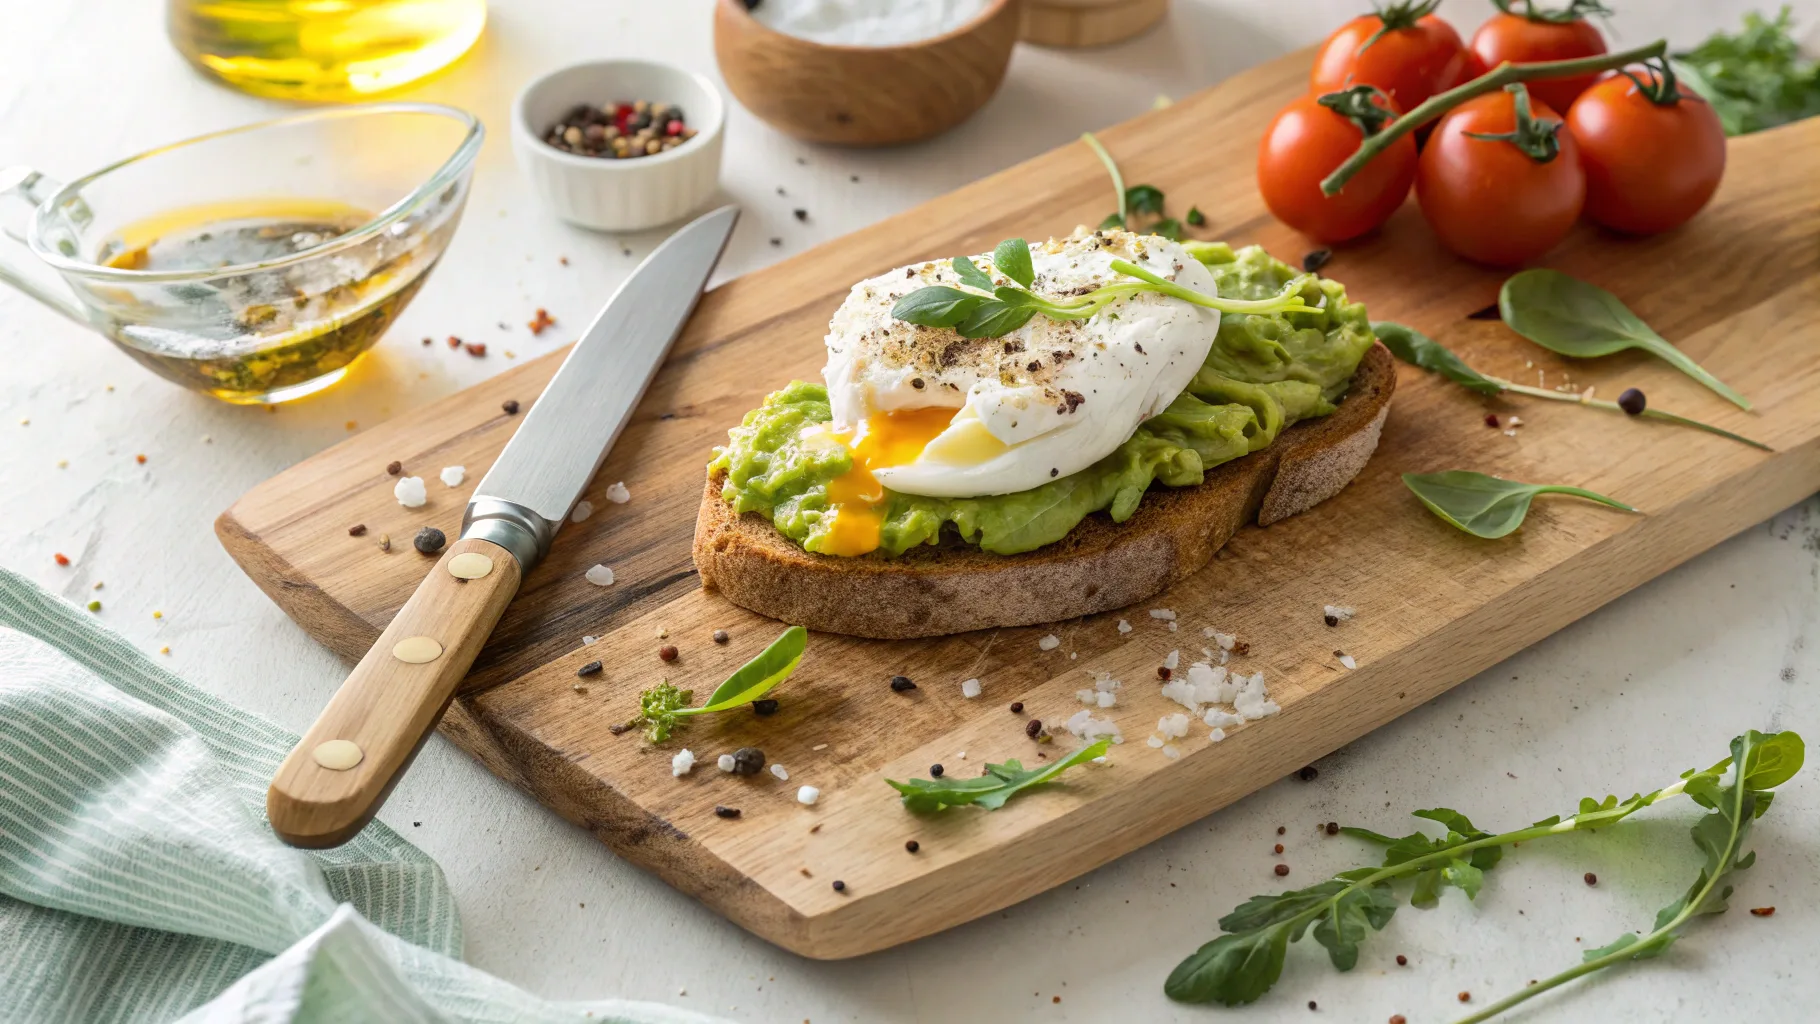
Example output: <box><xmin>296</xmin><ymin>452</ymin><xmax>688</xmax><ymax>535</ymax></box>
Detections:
<box><xmin>693</xmin><ymin>343</ymin><xmax>1396</xmax><ymax>639</ymax></box>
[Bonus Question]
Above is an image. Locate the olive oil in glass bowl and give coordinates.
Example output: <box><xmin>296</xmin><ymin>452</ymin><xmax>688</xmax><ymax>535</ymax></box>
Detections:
<box><xmin>168</xmin><ymin>0</ymin><xmax>486</xmax><ymax>101</ymax></box>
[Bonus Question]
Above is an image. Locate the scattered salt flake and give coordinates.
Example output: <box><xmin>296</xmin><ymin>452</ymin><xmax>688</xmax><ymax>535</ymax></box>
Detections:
<box><xmin>797</xmin><ymin>786</ymin><xmax>820</xmax><ymax>805</ymax></box>
<box><xmin>582</xmin><ymin>635</ymin><xmax>598</xmax><ymax>645</ymax></box>
<box><xmin>1508</xmin><ymin>415</ymin><xmax>1523</xmax><ymax>427</ymax></box>
<box><xmin>1163</xmin><ymin>745</ymin><xmax>1181</xmax><ymax>760</ymax></box>
<box><xmin>672</xmin><ymin>749</ymin><xmax>696</xmax><ymax>777</ymax></box>
<box><xmin>1117</xmin><ymin>619</ymin><xmax>1132</xmax><ymax>634</ymax></box>
<box><xmin>1212</xmin><ymin>631</ymin><xmax>1237</xmax><ymax>651</ymax></box>
<box><xmin>1504</xmin><ymin>428</ymin><xmax>1518</xmax><ymax>437</ymax></box>
<box><xmin>1096</xmin><ymin>691</ymin><xmax>1117</xmax><ymax>709</ymax></box>
<box><xmin>771</xmin><ymin>763</ymin><xmax>789</xmax><ymax>781</ymax></box>
<box><xmin>1163</xmin><ymin>650</ymin><xmax>1180</xmax><ymax>670</ymax></box>
<box><xmin>1070</xmin><ymin>651</ymin><xmax>1078</xmax><ymax>659</ymax></box>
<box><xmin>1038</xmin><ymin>634</ymin><xmax>1061</xmax><ymax>651</ymax></box>
<box><xmin>570</xmin><ymin>500</ymin><xmax>594</xmax><ymax>523</ymax></box>
<box><xmin>1209</xmin><ymin>728</ymin><xmax>1227</xmax><ymax>743</ymax></box>
<box><xmin>1338</xmin><ymin>653</ymin><xmax>1358</xmax><ymax>670</ymax></box>
<box><xmin>584</xmin><ymin>564</ymin><xmax>616</xmax><ymax>586</ymax></box>
<box><xmin>955</xmin><ymin>751</ymin><xmax>967</xmax><ymax>760</ymax></box>
<box><xmin>1323</xmin><ymin>605</ymin><xmax>1355</xmax><ymax>622</ymax></box>
<box><xmin>717</xmin><ymin>754</ymin><xmax>736</xmax><ymax>773</ymax></box>
<box><xmin>1149</xmin><ymin>608</ymin><xmax>1177</xmax><ymax>621</ymax></box>
<box><xmin>1167</xmin><ymin>621</ymin><xmax>1178</xmax><ymax>632</ymax></box>
<box><xmin>1146</xmin><ymin>736</ymin><xmax>1165</xmax><ymax>748</ymax></box>
<box><xmin>604</xmin><ymin>481</ymin><xmax>631</xmax><ymax>503</ymax></box>
<box><xmin>812</xmin><ymin>743</ymin><xmax>828</xmax><ymax>751</ymax></box>
<box><xmin>960</xmin><ymin>678</ymin><xmax>982</xmax><ymax>698</ymax></box>
<box><xmin>1234</xmin><ymin>671</ymin><xmax>1280</xmax><ymax>721</ymax></box>
<box><xmin>1157</xmin><ymin>713</ymin><xmax>1191</xmax><ymax>739</ymax></box>
<box><xmin>1077</xmin><ymin>689</ymin><xmax>1097</xmax><ymax>705</ymax></box>
<box><xmin>1204</xmin><ymin>707</ymin><xmax>1244</xmax><ymax>728</ymax></box>
<box><xmin>393</xmin><ymin>476</ymin><xmax>427</xmax><ymax>508</ymax></box>
<box><xmin>1064</xmin><ymin>710</ymin><xmax>1123</xmax><ymax>744</ymax></box>
<box><xmin>439</xmin><ymin>465</ymin><xmax>466</xmax><ymax>487</ymax></box>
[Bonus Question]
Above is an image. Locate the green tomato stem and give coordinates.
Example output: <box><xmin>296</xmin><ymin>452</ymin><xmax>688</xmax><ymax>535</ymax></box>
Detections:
<box><xmin>1321</xmin><ymin>38</ymin><xmax>1670</xmax><ymax>196</ymax></box>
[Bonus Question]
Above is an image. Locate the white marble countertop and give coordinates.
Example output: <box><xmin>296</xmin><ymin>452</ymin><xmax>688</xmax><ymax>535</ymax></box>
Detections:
<box><xmin>3</xmin><ymin>1</ymin><xmax>1816</xmax><ymax>1021</ymax></box>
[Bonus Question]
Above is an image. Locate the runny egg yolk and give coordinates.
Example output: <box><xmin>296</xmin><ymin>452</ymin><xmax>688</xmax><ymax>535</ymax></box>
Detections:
<box><xmin>817</xmin><ymin>406</ymin><xmax>957</xmax><ymax>556</ymax></box>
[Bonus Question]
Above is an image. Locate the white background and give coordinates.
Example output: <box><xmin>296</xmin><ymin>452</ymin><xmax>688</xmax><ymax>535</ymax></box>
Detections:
<box><xmin>3</xmin><ymin>1</ymin><xmax>1818</xmax><ymax>1021</ymax></box>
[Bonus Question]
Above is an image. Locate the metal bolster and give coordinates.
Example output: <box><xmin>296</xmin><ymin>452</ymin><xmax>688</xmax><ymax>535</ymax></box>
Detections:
<box><xmin>461</xmin><ymin>498</ymin><xmax>559</xmax><ymax>574</ymax></box>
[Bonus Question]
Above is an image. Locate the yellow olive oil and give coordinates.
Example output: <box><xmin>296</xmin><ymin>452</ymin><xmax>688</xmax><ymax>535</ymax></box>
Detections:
<box><xmin>98</xmin><ymin>199</ymin><xmax>445</xmax><ymax>403</ymax></box>
<box><xmin>167</xmin><ymin>0</ymin><xmax>486</xmax><ymax>101</ymax></box>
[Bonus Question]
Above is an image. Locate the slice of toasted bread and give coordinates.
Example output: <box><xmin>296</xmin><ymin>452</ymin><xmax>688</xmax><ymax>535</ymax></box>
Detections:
<box><xmin>693</xmin><ymin>342</ymin><xmax>1396</xmax><ymax>639</ymax></box>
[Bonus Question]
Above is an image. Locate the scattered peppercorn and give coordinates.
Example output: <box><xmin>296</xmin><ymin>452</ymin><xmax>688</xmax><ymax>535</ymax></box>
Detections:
<box><xmin>831</xmin><ymin>880</ymin><xmax>846</xmax><ymax>892</ymax></box>
<box><xmin>53</xmin><ymin>553</ymin><xmax>69</xmax><ymax>566</ymax></box>
<box><xmin>714</xmin><ymin>805</ymin><xmax>740</xmax><ymax>819</ymax></box>
<box><xmin>1297</xmin><ymin>766</ymin><xmax>1319</xmax><ymax>781</ymax></box>
<box><xmin>378</xmin><ymin>533</ymin><xmax>391</xmax><ymax>552</ymax></box>
<box><xmin>1025</xmin><ymin>718</ymin><xmax>1044</xmax><ymax>739</ymax></box>
<box><xmin>464</xmin><ymin>342</ymin><xmax>487</xmax><ymax>357</ymax></box>
<box><xmin>422</xmin><ymin>337</ymin><xmax>433</xmax><ymax>346</ymax></box>
<box><xmin>502</xmin><ymin>399</ymin><xmax>520</xmax><ymax>415</ymax></box>
<box><xmin>1391</xmin><ymin>1016</ymin><xmax>1407</xmax><ymax>1024</ymax></box>
<box><xmin>1325</xmin><ymin>821</ymin><xmax>1340</xmax><ymax>835</ymax></box>
<box><xmin>1157</xmin><ymin>666</ymin><xmax>1173</xmax><ymax>680</ymax></box>
<box><xmin>577</xmin><ymin>660</ymin><xmax>602</xmax><ymax>677</ymax></box>
<box><xmin>1274</xmin><ymin>863</ymin><xmax>1290</xmax><ymax>877</ymax></box>
<box><xmin>1301</xmin><ymin>248</ymin><xmax>1332</xmax><ymax>273</ymax></box>
<box><xmin>386</xmin><ymin>460</ymin><xmax>402</xmax><ymax>475</ymax></box>
<box><xmin>1458</xmin><ymin>992</ymin><xmax>1470</xmax><ymax>1003</ymax></box>
<box><xmin>1274</xmin><ymin>843</ymin><xmax>1284</xmax><ymax>854</ymax></box>
<box><xmin>348</xmin><ymin>524</ymin><xmax>367</xmax><ymax>536</ymax></box>
<box><xmin>1276</xmin><ymin>825</ymin><xmax>1286</xmax><ymax>835</ymax></box>
<box><xmin>1750</xmin><ymin>907</ymin><xmax>1776</xmax><ymax>916</ymax></box>
<box><xmin>1396</xmin><ymin>954</ymin><xmax>1408</xmax><ymax>966</ymax></box>
<box><xmin>1308</xmin><ymin>1001</ymin><xmax>1317</xmax><ymax>1011</ymax></box>
<box><xmin>1324</xmin><ymin>613</ymin><xmax>1339</xmax><ymax>627</ymax></box>
<box><xmin>447</xmin><ymin>336</ymin><xmax>461</xmax><ymax>349</ymax></box>
<box><xmin>659</xmin><ymin>644</ymin><xmax>679</xmax><ymax>663</ymax></box>
<box><xmin>889</xmin><ymin>675</ymin><xmax>916</xmax><ymax>692</ymax></box>
<box><xmin>905</xmin><ymin>839</ymin><xmax>920</xmax><ymax>853</ymax></box>
<box><xmin>769</xmin><ymin>237</ymin><xmax>782</xmax><ymax>246</ymax></box>
<box><xmin>731</xmin><ymin>747</ymin><xmax>765</xmax><ymax>775</ymax></box>
<box><xmin>793</xmin><ymin>208</ymin><xmax>808</xmax><ymax>222</ymax></box>
<box><xmin>1009</xmin><ymin>701</ymin><xmax>1024</xmax><ymax>713</ymax></box>
<box><xmin>713</xmin><ymin>629</ymin><xmax>730</xmax><ymax>644</ymax></box>
<box><xmin>752</xmin><ymin>698</ymin><xmax>779</xmax><ymax>716</ymax></box>
<box><xmin>1486</xmin><ymin>412</ymin><xmax>1503</xmax><ymax>428</ymax></box>
<box><xmin>1618</xmin><ymin>387</ymin><xmax>1647</xmax><ymax>415</ymax></box>
<box><xmin>413</xmin><ymin>527</ymin><xmax>446</xmax><ymax>555</ymax></box>
<box><xmin>930</xmin><ymin>763</ymin><xmax>945</xmax><ymax>778</ymax></box>
<box><xmin>1584</xmin><ymin>872</ymin><xmax>1598</xmax><ymax>885</ymax></box>
<box><xmin>1235</xmin><ymin>640</ymin><xmax>1251</xmax><ymax>655</ymax></box>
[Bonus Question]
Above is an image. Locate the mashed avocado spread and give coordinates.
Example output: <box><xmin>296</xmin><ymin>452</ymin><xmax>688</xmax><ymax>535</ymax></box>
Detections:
<box><xmin>708</xmin><ymin>244</ymin><xmax>1374</xmax><ymax>557</ymax></box>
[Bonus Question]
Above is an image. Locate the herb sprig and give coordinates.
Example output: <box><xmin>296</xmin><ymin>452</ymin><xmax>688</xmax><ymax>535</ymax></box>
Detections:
<box><xmin>636</xmin><ymin>625</ymin><xmax>806</xmax><ymax>742</ymax></box>
<box><xmin>1376</xmin><ymin>321</ymin><xmax>1770</xmax><ymax>450</ymax></box>
<box><xmin>1403</xmin><ymin>470</ymin><xmax>1636</xmax><ymax>539</ymax></box>
<box><xmin>1166</xmin><ymin>729</ymin><xmax>1804</xmax><ymax>1018</ymax></box>
<box><xmin>1673</xmin><ymin>7</ymin><xmax>1820</xmax><ymax>136</ymax></box>
<box><xmin>886</xmin><ymin>739</ymin><xmax>1110</xmax><ymax>812</ymax></box>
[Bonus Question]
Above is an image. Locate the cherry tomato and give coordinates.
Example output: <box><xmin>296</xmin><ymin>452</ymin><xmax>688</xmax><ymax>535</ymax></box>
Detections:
<box><xmin>1258</xmin><ymin>91</ymin><xmax>1419</xmax><ymax>244</ymax></box>
<box><xmin>1467</xmin><ymin>4</ymin><xmax>1607</xmax><ymax>114</ymax></box>
<box><xmin>1568</xmin><ymin>70</ymin><xmax>1727</xmax><ymax>234</ymax></box>
<box><xmin>1311</xmin><ymin>3</ymin><xmax>1469</xmax><ymax>112</ymax></box>
<box><xmin>1416</xmin><ymin>87</ymin><xmax>1584</xmax><ymax>266</ymax></box>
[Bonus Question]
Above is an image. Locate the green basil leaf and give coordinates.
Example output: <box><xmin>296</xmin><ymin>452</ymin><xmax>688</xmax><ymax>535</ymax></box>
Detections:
<box><xmin>1152</xmin><ymin>217</ymin><xmax>1185</xmax><ymax>241</ymax></box>
<box><xmin>682</xmin><ymin>625</ymin><xmax>807</xmax><ymax>715</ymax></box>
<box><xmin>957</xmin><ymin>299</ymin><xmax>1038</xmax><ymax>339</ymax></box>
<box><xmin>1374</xmin><ymin>321</ymin><xmax>1504</xmax><ymax>396</ymax></box>
<box><xmin>1126</xmin><ymin>184</ymin><xmax>1166</xmax><ymax>216</ymax></box>
<box><xmin>891</xmin><ymin>286</ymin><xmax>986</xmax><ymax>328</ymax></box>
<box><xmin>992</xmin><ymin>238</ymin><xmax>1035</xmax><ymax>288</ymax></box>
<box><xmin>952</xmin><ymin>255</ymin><xmax>996</xmax><ymax>292</ymax></box>
<box><xmin>1403</xmin><ymin>470</ymin><xmax>1638</xmax><ymax>539</ymax></box>
<box><xmin>1499</xmin><ymin>269</ymin><xmax>1751</xmax><ymax>410</ymax></box>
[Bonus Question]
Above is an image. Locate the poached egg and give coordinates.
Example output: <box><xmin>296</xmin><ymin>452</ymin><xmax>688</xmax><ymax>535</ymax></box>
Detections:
<box><xmin>811</xmin><ymin>229</ymin><xmax>1221</xmax><ymax>556</ymax></box>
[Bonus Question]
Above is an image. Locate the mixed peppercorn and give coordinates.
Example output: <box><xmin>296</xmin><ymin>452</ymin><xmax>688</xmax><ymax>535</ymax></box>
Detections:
<box><xmin>544</xmin><ymin>100</ymin><xmax>698</xmax><ymax>159</ymax></box>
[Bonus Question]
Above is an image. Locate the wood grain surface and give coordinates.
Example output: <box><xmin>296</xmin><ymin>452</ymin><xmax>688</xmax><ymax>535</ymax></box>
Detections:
<box><xmin>218</xmin><ymin>48</ymin><xmax>1820</xmax><ymax>957</ymax></box>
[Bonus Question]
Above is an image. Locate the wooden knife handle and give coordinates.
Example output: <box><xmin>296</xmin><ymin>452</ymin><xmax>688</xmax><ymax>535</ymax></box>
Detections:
<box><xmin>268</xmin><ymin>536</ymin><xmax>522</xmax><ymax>848</ymax></box>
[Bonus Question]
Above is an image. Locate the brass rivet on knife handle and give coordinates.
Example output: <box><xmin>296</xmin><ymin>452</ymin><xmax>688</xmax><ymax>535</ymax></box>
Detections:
<box><xmin>267</xmin><ymin>536</ymin><xmax>523</xmax><ymax>848</ymax></box>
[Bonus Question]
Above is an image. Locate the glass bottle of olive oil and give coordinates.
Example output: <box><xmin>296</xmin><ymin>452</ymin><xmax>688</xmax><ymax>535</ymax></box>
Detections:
<box><xmin>167</xmin><ymin>0</ymin><xmax>486</xmax><ymax>101</ymax></box>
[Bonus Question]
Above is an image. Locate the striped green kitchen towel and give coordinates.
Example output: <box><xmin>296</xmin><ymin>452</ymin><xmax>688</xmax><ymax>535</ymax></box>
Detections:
<box><xmin>0</xmin><ymin>568</ymin><xmax>725</xmax><ymax>1024</ymax></box>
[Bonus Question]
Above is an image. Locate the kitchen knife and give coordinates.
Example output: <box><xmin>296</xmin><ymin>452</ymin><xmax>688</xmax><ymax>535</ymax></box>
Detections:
<box><xmin>268</xmin><ymin>205</ymin><xmax>740</xmax><ymax>848</ymax></box>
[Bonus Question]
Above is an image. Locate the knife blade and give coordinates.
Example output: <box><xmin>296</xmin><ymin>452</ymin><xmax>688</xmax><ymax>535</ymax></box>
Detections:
<box><xmin>267</xmin><ymin>205</ymin><xmax>740</xmax><ymax>849</ymax></box>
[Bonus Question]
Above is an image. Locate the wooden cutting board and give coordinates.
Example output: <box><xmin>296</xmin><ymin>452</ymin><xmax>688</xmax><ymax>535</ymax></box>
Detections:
<box><xmin>218</xmin><ymin>48</ymin><xmax>1820</xmax><ymax>959</ymax></box>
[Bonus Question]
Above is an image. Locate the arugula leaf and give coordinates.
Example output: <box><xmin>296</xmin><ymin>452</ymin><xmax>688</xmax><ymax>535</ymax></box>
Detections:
<box><xmin>891</xmin><ymin>286</ymin><xmax>985</xmax><ymax>328</ymax></box>
<box><xmin>1402</xmin><ymin>470</ymin><xmax>1638</xmax><ymax>539</ymax></box>
<box><xmin>1673</xmin><ymin>8</ymin><xmax>1820</xmax><ymax>136</ymax></box>
<box><xmin>992</xmin><ymin>238</ymin><xmax>1035</xmax><ymax>288</ymax></box>
<box><xmin>634</xmin><ymin>626</ymin><xmax>808</xmax><ymax>742</ymax></box>
<box><xmin>1499</xmin><ymin>269</ymin><xmax>1751</xmax><ymax>410</ymax></box>
<box><xmin>886</xmin><ymin>739</ymin><xmax>1109</xmax><ymax>812</ymax></box>
<box><xmin>951</xmin><ymin>255</ymin><xmax>996</xmax><ymax>292</ymax></box>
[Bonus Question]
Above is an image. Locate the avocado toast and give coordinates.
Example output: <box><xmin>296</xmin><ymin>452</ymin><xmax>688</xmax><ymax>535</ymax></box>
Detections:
<box><xmin>693</xmin><ymin>231</ymin><xmax>1393</xmax><ymax>638</ymax></box>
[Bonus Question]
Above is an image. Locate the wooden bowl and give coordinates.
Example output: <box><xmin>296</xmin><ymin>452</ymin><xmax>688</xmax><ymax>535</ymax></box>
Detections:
<box><xmin>1021</xmin><ymin>0</ymin><xmax>1169</xmax><ymax>48</ymax></box>
<box><xmin>712</xmin><ymin>0</ymin><xmax>1021</xmax><ymax>147</ymax></box>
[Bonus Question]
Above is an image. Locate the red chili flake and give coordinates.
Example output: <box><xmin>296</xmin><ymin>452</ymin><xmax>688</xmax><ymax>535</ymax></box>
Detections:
<box><xmin>528</xmin><ymin>308</ymin><xmax>556</xmax><ymax>335</ymax></box>
<box><xmin>1391</xmin><ymin>1017</ymin><xmax>1407</xmax><ymax>1024</ymax></box>
<box><xmin>348</xmin><ymin>524</ymin><xmax>367</xmax><ymax>537</ymax></box>
<box><xmin>1274</xmin><ymin>864</ymin><xmax>1290</xmax><ymax>877</ymax></box>
<box><xmin>53</xmin><ymin>553</ymin><xmax>70</xmax><ymax>566</ymax></box>
<box><xmin>1484</xmin><ymin>412</ymin><xmax>1501</xmax><ymax>428</ymax></box>
<box><xmin>1584</xmin><ymin>872</ymin><xmax>1597</xmax><ymax>886</ymax></box>
<box><xmin>135</xmin><ymin>454</ymin><xmax>147</xmax><ymax>464</ymax></box>
<box><xmin>1458</xmin><ymin>992</ymin><xmax>1471</xmax><ymax>1003</ymax></box>
<box><xmin>1273</xmin><ymin>843</ymin><xmax>1284</xmax><ymax>854</ymax></box>
<box><xmin>1157</xmin><ymin>666</ymin><xmax>1172</xmax><ymax>680</ymax></box>
<box><xmin>1052</xmin><ymin>997</ymin><xmax>1060</xmax><ymax>1004</ymax></box>
<box><xmin>1750</xmin><ymin>907</ymin><xmax>1776</xmax><ymax>917</ymax></box>
<box><xmin>559</xmin><ymin>256</ymin><xmax>569</xmax><ymax>266</ymax></box>
<box><xmin>1396</xmin><ymin>954</ymin><xmax>1408</xmax><ymax>966</ymax></box>
<box><xmin>659</xmin><ymin>645</ymin><xmax>679</xmax><ymax>662</ymax></box>
<box><xmin>464</xmin><ymin>342</ymin><xmax>487</xmax><ymax>357</ymax></box>
<box><xmin>447</xmin><ymin>335</ymin><xmax>462</xmax><ymax>349</ymax></box>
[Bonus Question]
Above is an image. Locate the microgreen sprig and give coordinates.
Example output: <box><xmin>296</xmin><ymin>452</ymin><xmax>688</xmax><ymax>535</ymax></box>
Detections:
<box><xmin>891</xmin><ymin>239</ymin><xmax>1318</xmax><ymax>340</ymax></box>
<box><xmin>635</xmin><ymin>625</ymin><xmax>806</xmax><ymax>743</ymax></box>
<box><xmin>1165</xmin><ymin>729</ymin><xmax>1805</xmax><ymax>1018</ymax></box>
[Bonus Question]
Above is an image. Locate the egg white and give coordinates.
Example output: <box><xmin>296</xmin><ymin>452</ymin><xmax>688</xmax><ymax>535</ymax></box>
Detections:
<box><xmin>820</xmin><ymin>230</ymin><xmax>1220</xmax><ymax>498</ymax></box>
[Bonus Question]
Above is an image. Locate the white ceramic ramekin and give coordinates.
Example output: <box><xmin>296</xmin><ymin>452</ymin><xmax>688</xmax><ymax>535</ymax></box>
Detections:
<box><xmin>512</xmin><ymin>60</ymin><xmax>726</xmax><ymax>232</ymax></box>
